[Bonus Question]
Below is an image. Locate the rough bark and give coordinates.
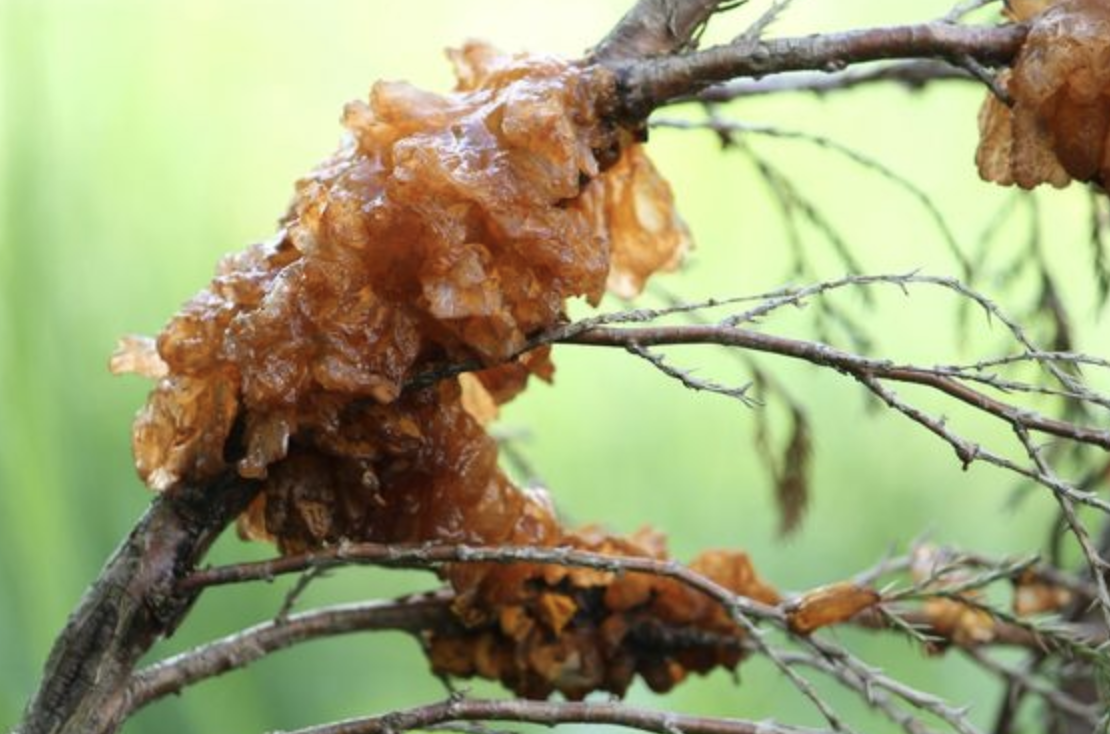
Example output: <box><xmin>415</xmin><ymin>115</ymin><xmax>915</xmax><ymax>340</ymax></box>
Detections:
<box><xmin>14</xmin><ymin>473</ymin><xmax>260</xmax><ymax>734</ymax></box>
<box><xmin>591</xmin><ymin>0</ymin><xmax>730</xmax><ymax>61</ymax></box>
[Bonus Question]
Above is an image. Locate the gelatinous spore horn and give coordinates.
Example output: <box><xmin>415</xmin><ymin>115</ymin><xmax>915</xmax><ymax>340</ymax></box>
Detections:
<box><xmin>977</xmin><ymin>0</ymin><xmax>1110</xmax><ymax>189</ymax></box>
<box><xmin>114</xmin><ymin>43</ymin><xmax>690</xmax><ymax>499</ymax></box>
<box><xmin>109</xmin><ymin>43</ymin><xmax>809</xmax><ymax>702</ymax></box>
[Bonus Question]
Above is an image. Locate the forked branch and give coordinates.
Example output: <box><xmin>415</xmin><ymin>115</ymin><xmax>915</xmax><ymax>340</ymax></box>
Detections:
<box><xmin>277</xmin><ymin>698</ymin><xmax>821</xmax><ymax>734</ymax></box>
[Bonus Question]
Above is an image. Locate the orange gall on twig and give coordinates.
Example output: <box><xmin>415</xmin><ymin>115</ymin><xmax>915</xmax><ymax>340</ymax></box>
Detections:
<box><xmin>112</xmin><ymin>42</ymin><xmax>689</xmax><ymax>507</ymax></box>
<box><xmin>108</xmin><ymin>41</ymin><xmax>804</xmax><ymax>703</ymax></box>
<box><xmin>1012</xmin><ymin>570</ymin><xmax>1074</xmax><ymax>616</ymax></box>
<box><xmin>784</xmin><ymin>582</ymin><xmax>881</xmax><ymax>635</ymax></box>
<box><xmin>978</xmin><ymin>0</ymin><xmax>1110</xmax><ymax>189</ymax></box>
<box><xmin>428</xmin><ymin>542</ymin><xmax>781</xmax><ymax>700</ymax></box>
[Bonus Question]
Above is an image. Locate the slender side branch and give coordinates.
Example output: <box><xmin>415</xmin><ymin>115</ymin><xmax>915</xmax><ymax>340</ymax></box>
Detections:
<box><xmin>961</xmin><ymin>647</ymin><xmax>1101</xmax><ymax>726</ymax></box>
<box><xmin>611</xmin><ymin>21</ymin><xmax>1027</xmax><ymax>119</ymax></box>
<box><xmin>181</xmin><ymin>542</ymin><xmax>780</xmax><ymax>621</ymax></box>
<box><xmin>274</xmin><ymin>698</ymin><xmax>825</xmax><ymax>734</ymax></box>
<box><xmin>565</xmin><ymin>325</ymin><xmax>1110</xmax><ymax>453</ymax></box>
<box><xmin>694</xmin><ymin>60</ymin><xmax>973</xmax><ymax>102</ymax></box>
<box><xmin>124</xmin><ymin>595</ymin><xmax>455</xmax><ymax>718</ymax></box>
<box><xmin>181</xmin><ymin>543</ymin><xmax>849</xmax><ymax>729</ymax></box>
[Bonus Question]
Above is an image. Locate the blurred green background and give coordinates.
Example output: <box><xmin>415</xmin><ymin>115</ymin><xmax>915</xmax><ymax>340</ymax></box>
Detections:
<box><xmin>1</xmin><ymin>1</ymin><xmax>1106</xmax><ymax>732</ymax></box>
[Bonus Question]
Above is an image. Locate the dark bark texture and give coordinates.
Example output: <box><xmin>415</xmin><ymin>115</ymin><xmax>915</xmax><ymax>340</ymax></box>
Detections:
<box><xmin>15</xmin><ymin>474</ymin><xmax>259</xmax><ymax>734</ymax></box>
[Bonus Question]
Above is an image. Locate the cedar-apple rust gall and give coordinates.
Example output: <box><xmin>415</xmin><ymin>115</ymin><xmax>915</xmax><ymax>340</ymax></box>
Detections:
<box><xmin>978</xmin><ymin>0</ymin><xmax>1110</xmax><ymax>188</ymax></box>
<box><xmin>110</xmin><ymin>43</ymin><xmax>796</xmax><ymax>700</ymax></box>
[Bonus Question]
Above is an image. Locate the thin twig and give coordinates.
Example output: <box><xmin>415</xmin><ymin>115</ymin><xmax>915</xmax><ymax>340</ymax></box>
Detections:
<box><xmin>962</xmin><ymin>647</ymin><xmax>1101</xmax><ymax>725</ymax></box>
<box><xmin>567</xmin><ymin>325</ymin><xmax>1110</xmax><ymax>455</ymax></box>
<box><xmin>270</xmin><ymin>697</ymin><xmax>826</xmax><ymax>734</ymax></box>
<box><xmin>182</xmin><ymin>543</ymin><xmax>779</xmax><ymax>621</ymax></box>
<box><xmin>777</xmin><ymin>650</ymin><xmax>941</xmax><ymax>734</ymax></box>
<box><xmin>651</xmin><ymin>119</ymin><xmax>970</xmax><ymax>275</ymax></box>
<box><xmin>124</xmin><ymin>595</ymin><xmax>456</xmax><ymax>718</ymax></box>
<box><xmin>274</xmin><ymin>567</ymin><xmax>327</xmax><ymax>624</ymax></box>
<box><xmin>1012</xmin><ymin>424</ymin><xmax>1110</xmax><ymax>629</ymax></box>
<box><xmin>693</xmin><ymin>61</ymin><xmax>972</xmax><ymax>103</ymax></box>
<box><xmin>624</xmin><ymin>342</ymin><xmax>757</xmax><ymax>406</ymax></box>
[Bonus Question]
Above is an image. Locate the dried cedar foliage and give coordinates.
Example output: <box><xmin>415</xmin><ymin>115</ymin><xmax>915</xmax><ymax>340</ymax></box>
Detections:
<box><xmin>978</xmin><ymin>0</ymin><xmax>1110</xmax><ymax>188</ymax></box>
<box><xmin>108</xmin><ymin>44</ymin><xmax>799</xmax><ymax>699</ymax></box>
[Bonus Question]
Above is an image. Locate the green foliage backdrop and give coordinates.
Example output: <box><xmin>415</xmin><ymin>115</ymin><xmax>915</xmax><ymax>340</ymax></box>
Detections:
<box><xmin>1</xmin><ymin>1</ymin><xmax>1100</xmax><ymax>732</ymax></box>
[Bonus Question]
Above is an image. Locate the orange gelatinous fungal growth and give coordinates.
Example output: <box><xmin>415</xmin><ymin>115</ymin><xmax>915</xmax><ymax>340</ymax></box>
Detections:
<box><xmin>910</xmin><ymin>546</ymin><xmax>997</xmax><ymax>648</ymax></box>
<box><xmin>428</xmin><ymin>532</ymin><xmax>780</xmax><ymax>699</ymax></box>
<box><xmin>108</xmin><ymin>44</ymin><xmax>796</xmax><ymax>700</ymax></box>
<box><xmin>977</xmin><ymin>0</ymin><xmax>1110</xmax><ymax>188</ymax></box>
<box><xmin>112</xmin><ymin>42</ymin><xmax>690</xmax><ymax>495</ymax></box>
<box><xmin>784</xmin><ymin>582</ymin><xmax>880</xmax><ymax>635</ymax></box>
<box><xmin>1004</xmin><ymin>0</ymin><xmax>1056</xmax><ymax>21</ymax></box>
<box><xmin>1011</xmin><ymin>569</ymin><xmax>1073</xmax><ymax>616</ymax></box>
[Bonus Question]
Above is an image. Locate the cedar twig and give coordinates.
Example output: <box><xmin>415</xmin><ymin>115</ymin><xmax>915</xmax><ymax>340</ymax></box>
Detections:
<box><xmin>124</xmin><ymin>595</ymin><xmax>456</xmax><ymax>718</ymax></box>
<box><xmin>962</xmin><ymin>647</ymin><xmax>1101</xmax><ymax>726</ymax></box>
<box><xmin>182</xmin><ymin>542</ymin><xmax>781</xmax><ymax>618</ymax></box>
<box><xmin>118</xmin><ymin>538</ymin><xmax>1100</xmax><ymax>728</ymax></box>
<box><xmin>178</xmin><ymin>541</ymin><xmax>1075</xmax><ymax>732</ymax></box>
<box><xmin>611</xmin><ymin>21</ymin><xmax>1027</xmax><ymax>119</ymax></box>
<box><xmin>272</xmin><ymin>697</ymin><xmax>823</xmax><ymax>734</ymax></box>
<box><xmin>566</xmin><ymin>325</ymin><xmax>1110</xmax><ymax>455</ymax></box>
<box><xmin>651</xmin><ymin>118</ymin><xmax>969</xmax><ymax>275</ymax></box>
<box><xmin>182</xmin><ymin>542</ymin><xmax>850</xmax><ymax>729</ymax></box>
<box><xmin>694</xmin><ymin>61</ymin><xmax>972</xmax><ymax>102</ymax></box>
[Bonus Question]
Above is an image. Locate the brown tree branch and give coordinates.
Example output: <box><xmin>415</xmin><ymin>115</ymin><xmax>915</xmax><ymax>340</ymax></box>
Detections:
<box><xmin>693</xmin><ymin>60</ymin><xmax>974</xmax><ymax>103</ymax></box>
<box><xmin>106</xmin><ymin>538</ymin><xmax>1095</xmax><ymax>730</ymax></box>
<box><xmin>609</xmin><ymin>21</ymin><xmax>1027</xmax><ymax>120</ymax></box>
<box><xmin>135</xmin><ymin>593</ymin><xmax>981</xmax><ymax>720</ymax></box>
<box><xmin>78</xmin><ymin>537</ymin><xmax>1068</xmax><ymax>734</ymax></box>
<box><xmin>591</xmin><ymin>0</ymin><xmax>736</xmax><ymax>62</ymax></box>
<box><xmin>181</xmin><ymin>542</ymin><xmax>1083</xmax><ymax>653</ymax></box>
<box><xmin>123</xmin><ymin>595</ymin><xmax>456</xmax><ymax>719</ymax></box>
<box><xmin>564</xmin><ymin>325</ymin><xmax>1110</xmax><ymax>453</ymax></box>
<box><xmin>275</xmin><ymin>697</ymin><xmax>825</xmax><ymax>734</ymax></box>
<box><xmin>116</xmin><ymin>594</ymin><xmax>1078</xmax><ymax>730</ymax></box>
<box><xmin>126</xmin><ymin>595</ymin><xmax>770</xmax><ymax>716</ymax></box>
<box><xmin>180</xmin><ymin>542</ymin><xmax>781</xmax><ymax>621</ymax></box>
<box><xmin>15</xmin><ymin>472</ymin><xmax>261</xmax><ymax>734</ymax></box>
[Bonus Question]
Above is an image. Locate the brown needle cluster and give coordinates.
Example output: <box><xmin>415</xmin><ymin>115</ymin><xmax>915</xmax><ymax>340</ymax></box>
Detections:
<box><xmin>978</xmin><ymin>0</ymin><xmax>1110</xmax><ymax>188</ymax></box>
<box><xmin>107</xmin><ymin>43</ymin><xmax>800</xmax><ymax>699</ymax></box>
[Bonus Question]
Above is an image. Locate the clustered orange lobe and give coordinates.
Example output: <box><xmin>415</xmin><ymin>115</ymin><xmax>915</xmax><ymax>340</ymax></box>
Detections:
<box><xmin>978</xmin><ymin>0</ymin><xmax>1110</xmax><ymax>188</ymax></box>
<box><xmin>784</xmin><ymin>582</ymin><xmax>880</xmax><ymax>636</ymax></box>
<box><xmin>112</xmin><ymin>44</ymin><xmax>791</xmax><ymax>698</ymax></box>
